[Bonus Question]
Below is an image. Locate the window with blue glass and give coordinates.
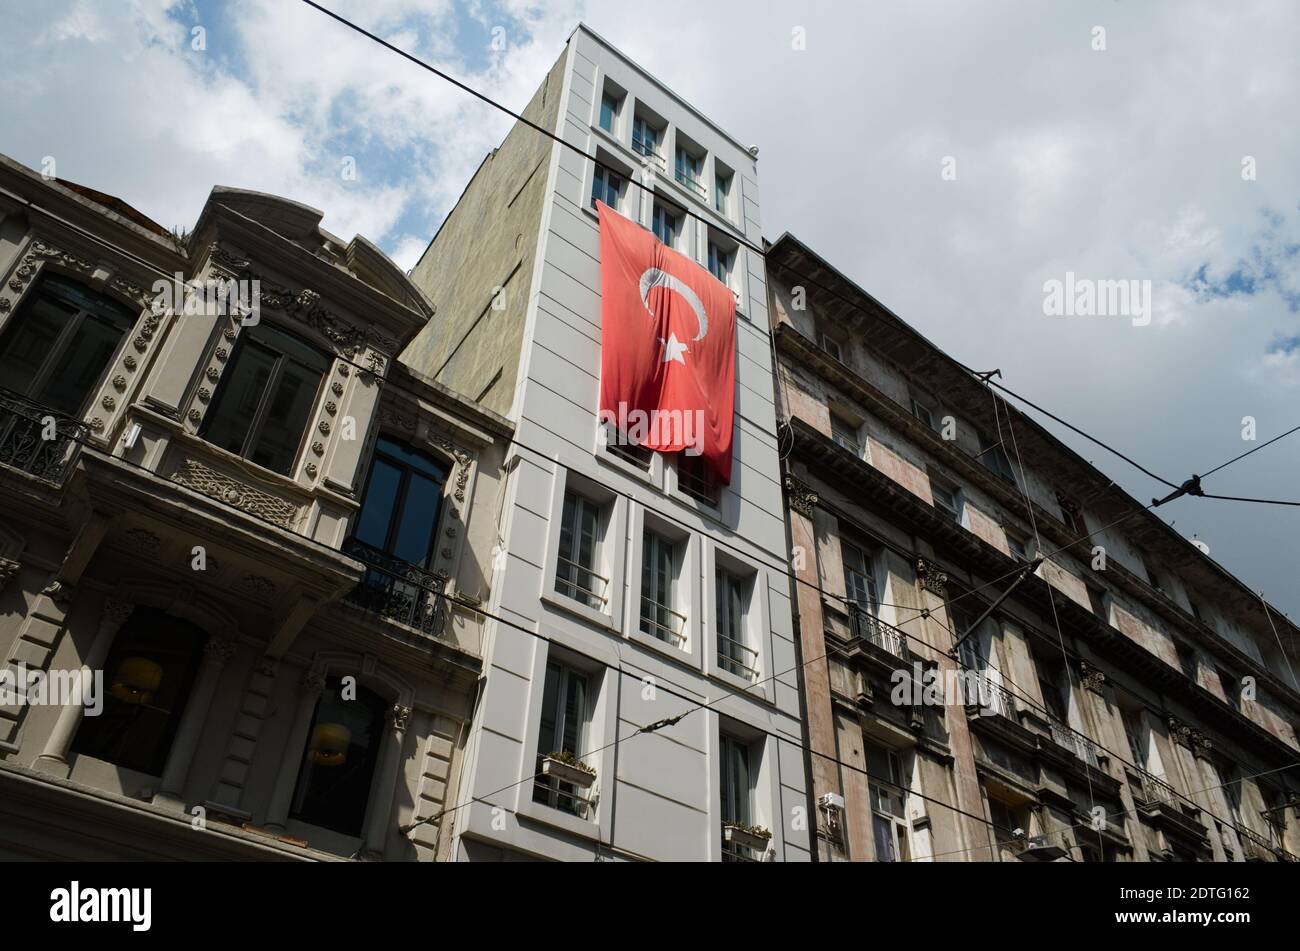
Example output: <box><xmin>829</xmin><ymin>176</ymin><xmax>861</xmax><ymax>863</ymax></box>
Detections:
<box><xmin>353</xmin><ymin>436</ymin><xmax>449</xmax><ymax>568</ymax></box>
<box><xmin>591</xmin><ymin>166</ymin><xmax>623</xmax><ymax>211</ymax></box>
<box><xmin>599</xmin><ymin>91</ymin><xmax>620</xmax><ymax>133</ymax></box>
<box><xmin>652</xmin><ymin>203</ymin><xmax>682</xmax><ymax>248</ymax></box>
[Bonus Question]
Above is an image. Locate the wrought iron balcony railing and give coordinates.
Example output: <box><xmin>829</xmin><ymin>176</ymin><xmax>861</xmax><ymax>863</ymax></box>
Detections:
<box><xmin>342</xmin><ymin>538</ymin><xmax>450</xmax><ymax>639</ymax></box>
<box><xmin>1048</xmin><ymin>717</ymin><xmax>1100</xmax><ymax>767</ymax></box>
<box><xmin>674</xmin><ymin>167</ymin><xmax>707</xmax><ymax>198</ymax></box>
<box><xmin>1133</xmin><ymin>769</ymin><xmax>1177</xmax><ymax>806</ymax></box>
<box><xmin>850</xmin><ymin>608</ymin><xmax>907</xmax><ymax>659</ymax></box>
<box><xmin>0</xmin><ymin>387</ymin><xmax>87</xmax><ymax>484</ymax></box>
<box><xmin>632</xmin><ymin>134</ymin><xmax>667</xmax><ymax>170</ymax></box>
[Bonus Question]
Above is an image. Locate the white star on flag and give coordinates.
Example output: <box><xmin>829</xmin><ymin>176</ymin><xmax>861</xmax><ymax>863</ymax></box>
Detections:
<box><xmin>660</xmin><ymin>332</ymin><xmax>690</xmax><ymax>365</ymax></box>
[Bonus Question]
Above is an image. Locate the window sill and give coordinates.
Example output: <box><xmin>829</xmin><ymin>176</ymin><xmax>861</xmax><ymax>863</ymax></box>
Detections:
<box><xmin>516</xmin><ymin>793</ymin><xmax>602</xmax><ymax>843</ymax></box>
<box><xmin>625</xmin><ymin>621</ymin><xmax>700</xmax><ymax>671</ymax></box>
<box><xmin>706</xmin><ymin>653</ymin><xmax>771</xmax><ymax>703</ymax></box>
<box><xmin>540</xmin><ymin>589</ymin><xmax>621</xmax><ymax>636</ymax></box>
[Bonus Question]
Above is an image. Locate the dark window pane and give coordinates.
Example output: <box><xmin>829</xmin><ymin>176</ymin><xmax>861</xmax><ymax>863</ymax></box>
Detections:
<box><xmin>0</xmin><ymin>297</ymin><xmax>70</xmax><ymax>396</ymax></box>
<box><xmin>354</xmin><ymin>458</ymin><xmax>402</xmax><ymax>551</ymax></box>
<box><xmin>202</xmin><ymin>341</ymin><xmax>276</xmax><ymax>457</ymax></box>
<box><xmin>249</xmin><ymin>360</ymin><xmax>320</xmax><ymax>474</ymax></box>
<box><xmin>391</xmin><ymin>471</ymin><xmax>442</xmax><ymax>567</ymax></box>
<box><xmin>290</xmin><ymin>678</ymin><xmax>386</xmax><ymax>838</ymax></box>
<box><xmin>40</xmin><ymin>313</ymin><xmax>128</xmax><ymax>416</ymax></box>
<box><xmin>71</xmin><ymin>607</ymin><xmax>206</xmax><ymax>776</ymax></box>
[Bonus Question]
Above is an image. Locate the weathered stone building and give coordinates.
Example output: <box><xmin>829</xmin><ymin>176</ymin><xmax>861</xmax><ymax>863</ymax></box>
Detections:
<box><xmin>768</xmin><ymin>233</ymin><xmax>1300</xmax><ymax>862</ymax></box>
<box><xmin>0</xmin><ymin>153</ymin><xmax>509</xmax><ymax>860</ymax></box>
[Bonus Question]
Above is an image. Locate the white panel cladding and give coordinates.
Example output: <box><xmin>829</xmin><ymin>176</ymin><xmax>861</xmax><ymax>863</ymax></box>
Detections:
<box><xmin>457</xmin><ymin>26</ymin><xmax>809</xmax><ymax>863</ymax></box>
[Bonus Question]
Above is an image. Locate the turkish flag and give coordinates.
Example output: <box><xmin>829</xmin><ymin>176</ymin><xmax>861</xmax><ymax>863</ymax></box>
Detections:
<box><xmin>597</xmin><ymin>202</ymin><xmax>736</xmax><ymax>484</ymax></box>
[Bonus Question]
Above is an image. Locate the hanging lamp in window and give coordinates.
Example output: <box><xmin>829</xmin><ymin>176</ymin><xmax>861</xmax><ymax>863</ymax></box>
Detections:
<box><xmin>109</xmin><ymin>657</ymin><xmax>163</xmax><ymax>704</ymax></box>
<box><xmin>308</xmin><ymin>723</ymin><xmax>351</xmax><ymax>766</ymax></box>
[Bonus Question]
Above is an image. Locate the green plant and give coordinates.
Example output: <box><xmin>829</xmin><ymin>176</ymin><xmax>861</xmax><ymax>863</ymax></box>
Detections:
<box><xmin>167</xmin><ymin>226</ymin><xmax>191</xmax><ymax>253</ymax></box>
<box><xmin>544</xmin><ymin>750</ymin><xmax>596</xmax><ymax>775</ymax></box>
<box><xmin>723</xmin><ymin>821</ymin><xmax>771</xmax><ymax>839</ymax></box>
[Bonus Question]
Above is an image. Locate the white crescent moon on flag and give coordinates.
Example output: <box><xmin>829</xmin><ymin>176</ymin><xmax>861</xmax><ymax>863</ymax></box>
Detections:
<box><xmin>639</xmin><ymin>267</ymin><xmax>708</xmax><ymax>342</ymax></box>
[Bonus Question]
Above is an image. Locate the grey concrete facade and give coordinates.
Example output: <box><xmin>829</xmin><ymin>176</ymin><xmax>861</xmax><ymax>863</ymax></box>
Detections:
<box><xmin>406</xmin><ymin>26</ymin><xmax>811</xmax><ymax>861</ymax></box>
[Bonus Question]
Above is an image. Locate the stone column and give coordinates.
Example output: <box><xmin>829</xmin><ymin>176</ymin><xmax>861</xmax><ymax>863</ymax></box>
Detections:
<box><xmin>362</xmin><ymin>704</ymin><xmax>411</xmax><ymax>860</ymax></box>
<box><xmin>153</xmin><ymin>636</ymin><xmax>238</xmax><ymax>810</ymax></box>
<box><xmin>34</xmin><ymin>597</ymin><xmax>134</xmax><ymax>777</ymax></box>
<box><xmin>263</xmin><ymin>671</ymin><xmax>326</xmax><ymax>832</ymax></box>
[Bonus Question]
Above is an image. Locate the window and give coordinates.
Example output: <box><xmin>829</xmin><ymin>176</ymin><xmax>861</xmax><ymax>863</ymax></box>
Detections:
<box><xmin>843</xmin><ymin>542</ymin><xmax>878</xmax><ymax>616</ymax></box>
<box><xmin>591</xmin><ymin>165</ymin><xmax>624</xmax><ymax>211</ymax></box>
<box><xmin>931</xmin><ymin>481</ymin><xmax>962</xmax><ymax>524</ymax></box>
<box><xmin>866</xmin><ymin>743</ymin><xmax>910</xmax><ymax>862</ymax></box>
<box><xmin>555</xmin><ymin>491</ymin><xmax>608</xmax><ymax>610</ymax></box>
<box><xmin>632</xmin><ymin>116</ymin><xmax>663</xmax><ymax>165</ymax></box>
<box><xmin>0</xmin><ymin>273</ymin><xmax>138</xmax><ymax>416</ymax></box>
<box><xmin>817</xmin><ymin>330</ymin><xmax>842</xmax><ymax>362</ymax></box>
<box><xmin>910</xmin><ymin>397</ymin><xmax>935</xmax><ymax>430</ymax></box>
<box><xmin>1143</xmin><ymin>558</ymin><xmax>1165</xmax><ymax>593</ymax></box>
<box><xmin>599</xmin><ymin>90</ymin><xmax>621</xmax><ymax>133</ymax></box>
<box><xmin>290</xmin><ymin>677</ymin><xmax>387</xmax><ymax>838</ymax></box>
<box><xmin>707</xmin><ymin>240</ymin><xmax>733</xmax><ymax>287</ymax></box>
<box><xmin>201</xmin><ymin>321</ymin><xmax>330</xmax><ymax>476</ymax></box>
<box><xmin>677</xmin><ymin>453</ymin><xmax>720</xmax><ymax>506</ymax></box>
<box><xmin>1174</xmin><ymin>641</ymin><xmax>1198</xmax><ymax>681</ymax></box>
<box><xmin>1056</xmin><ymin>491</ymin><xmax>1084</xmax><ymax>536</ymax></box>
<box><xmin>601</xmin><ymin>421</ymin><xmax>652</xmax><ymax>469</ymax></box>
<box><xmin>640</xmin><ymin>529</ymin><xmax>684</xmax><ymax>646</ymax></box>
<box><xmin>979</xmin><ymin>436</ymin><xmax>1016</xmax><ymax>483</ymax></box>
<box><xmin>716</xmin><ymin>569</ymin><xmax>757</xmax><ymax>678</ymax></box>
<box><xmin>675</xmin><ymin>146</ymin><xmax>705</xmax><ymax>198</ymax></box>
<box><xmin>1121</xmin><ymin>708</ymin><xmax>1147</xmax><ymax>769</ymax></box>
<box><xmin>831</xmin><ymin>413</ymin><xmax>861</xmax><ymax>456</ymax></box>
<box><xmin>1220</xmin><ymin>763</ymin><xmax>1244</xmax><ymax>825</ymax></box>
<box><xmin>1006</xmin><ymin>530</ymin><xmax>1030</xmax><ymax>563</ymax></box>
<box><xmin>1218</xmin><ymin>667</ymin><xmax>1242</xmax><ymax>710</ymax></box>
<box><xmin>652</xmin><ymin>202</ymin><xmax>682</xmax><ymax>249</ymax></box>
<box><xmin>533</xmin><ymin>661</ymin><xmax>590</xmax><ymax>816</ymax></box>
<box><xmin>987</xmin><ymin>796</ymin><xmax>1030</xmax><ymax>858</ymax></box>
<box><xmin>71</xmin><ymin>607</ymin><xmax>206</xmax><ymax>776</ymax></box>
<box><xmin>720</xmin><ymin>732</ymin><xmax>754</xmax><ymax>861</ymax></box>
<box><xmin>1086</xmin><ymin>584</ymin><xmax>1108</xmax><ymax>619</ymax></box>
<box><xmin>714</xmin><ymin>167</ymin><xmax>733</xmax><ymax>216</ymax></box>
<box><xmin>353</xmin><ymin>437</ymin><xmax>448</xmax><ymax>568</ymax></box>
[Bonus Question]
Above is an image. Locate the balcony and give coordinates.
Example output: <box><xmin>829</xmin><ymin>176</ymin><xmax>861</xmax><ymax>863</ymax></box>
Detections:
<box><xmin>342</xmin><ymin>538</ymin><xmax>450</xmax><ymax>640</ymax></box>
<box><xmin>0</xmin><ymin>387</ymin><xmax>87</xmax><ymax>485</ymax></box>
<box><xmin>1047</xmin><ymin>718</ymin><xmax>1100</xmax><ymax>767</ymax></box>
<box><xmin>850</xmin><ymin>608</ymin><xmax>908</xmax><ymax>659</ymax></box>
<box><xmin>962</xmin><ymin>671</ymin><xmax>1016</xmax><ymax>718</ymax></box>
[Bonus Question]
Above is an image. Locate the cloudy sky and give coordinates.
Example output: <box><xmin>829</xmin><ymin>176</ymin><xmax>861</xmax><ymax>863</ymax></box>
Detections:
<box><xmin>3</xmin><ymin>0</ymin><xmax>1297</xmax><ymax>617</ymax></box>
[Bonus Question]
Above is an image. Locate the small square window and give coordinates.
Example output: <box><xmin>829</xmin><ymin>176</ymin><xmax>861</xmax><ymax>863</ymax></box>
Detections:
<box><xmin>910</xmin><ymin>397</ymin><xmax>936</xmax><ymax>431</ymax></box>
<box><xmin>591</xmin><ymin>165</ymin><xmax>624</xmax><ymax>212</ymax></box>
<box><xmin>831</xmin><ymin>412</ymin><xmax>861</xmax><ymax>456</ymax></box>
<box><xmin>931</xmin><ymin>481</ymin><xmax>962</xmax><ymax>524</ymax></box>
<box><xmin>818</xmin><ymin>330</ymin><xmax>843</xmax><ymax>362</ymax></box>
<box><xmin>1056</xmin><ymin>491</ymin><xmax>1084</xmax><ymax>536</ymax></box>
<box><xmin>1006</xmin><ymin>531</ymin><xmax>1030</xmax><ymax>563</ymax></box>
<box><xmin>677</xmin><ymin>453</ymin><xmax>720</xmax><ymax>507</ymax></box>
<box><xmin>980</xmin><ymin>436</ymin><xmax>1016</xmax><ymax>483</ymax></box>
<box><xmin>652</xmin><ymin>202</ymin><xmax>683</xmax><ymax>249</ymax></box>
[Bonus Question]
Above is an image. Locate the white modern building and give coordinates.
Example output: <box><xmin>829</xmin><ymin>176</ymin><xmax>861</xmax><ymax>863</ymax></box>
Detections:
<box><xmin>405</xmin><ymin>25</ymin><xmax>811</xmax><ymax>861</ymax></box>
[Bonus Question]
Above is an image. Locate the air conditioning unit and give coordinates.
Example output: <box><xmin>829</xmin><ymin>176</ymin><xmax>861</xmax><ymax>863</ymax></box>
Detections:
<box><xmin>819</xmin><ymin>792</ymin><xmax>845</xmax><ymax>812</ymax></box>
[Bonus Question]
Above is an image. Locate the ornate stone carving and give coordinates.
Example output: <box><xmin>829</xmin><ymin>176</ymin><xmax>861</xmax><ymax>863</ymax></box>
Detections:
<box><xmin>133</xmin><ymin>335</ymin><xmax>149</xmax><ymax>352</ymax></box>
<box><xmin>123</xmin><ymin>528</ymin><xmax>161</xmax><ymax>557</ymax></box>
<box><xmin>206</xmin><ymin>367</ymin><xmax>220</xmax><ymax>382</ymax></box>
<box><xmin>916</xmin><ymin>558</ymin><xmax>949</xmax><ymax>597</ymax></box>
<box><xmin>112</xmin><ymin>375</ymin><xmax>127</xmax><ymax>391</ymax></box>
<box><xmin>325</xmin><ymin>401</ymin><xmax>337</xmax><ymax>416</ymax></box>
<box><xmin>331</xmin><ymin>381</ymin><xmax>344</xmax><ymax>396</ymax></box>
<box><xmin>0</xmin><ymin>557</ymin><xmax>20</xmax><ymax>591</ymax></box>
<box><xmin>783</xmin><ymin>475</ymin><xmax>818</xmax><ymax>516</ymax></box>
<box><xmin>215</xmin><ymin>347</ymin><xmax>229</xmax><ymax>361</ymax></box>
<box><xmin>312</xmin><ymin>441</ymin><xmax>325</xmax><ymax>456</ymax></box>
<box><xmin>1079</xmin><ymin>661</ymin><xmax>1106</xmax><ymax>692</ymax></box>
<box><xmin>223</xmin><ymin>327</ymin><xmax>237</xmax><ymax>341</ymax></box>
<box><xmin>101</xmin><ymin>395</ymin><xmax>116</xmax><ymax>411</ymax></box>
<box><xmin>124</xmin><ymin>355</ymin><xmax>138</xmax><ymax>371</ymax></box>
<box><xmin>1167</xmin><ymin>717</ymin><xmax>1194</xmax><ymax>747</ymax></box>
<box><xmin>187</xmin><ymin>409</ymin><xmax>202</xmax><ymax>424</ymax></box>
<box><xmin>304</xmin><ymin>463</ymin><xmax>318</xmax><ymax>478</ymax></box>
<box><xmin>170</xmin><ymin>460</ymin><xmax>298</xmax><ymax>529</ymax></box>
<box><xmin>338</xmin><ymin>364</ymin><xmax>350</xmax><ymax>377</ymax></box>
<box><xmin>234</xmin><ymin>574</ymin><xmax>277</xmax><ymax>598</ymax></box>
<box><xmin>388</xmin><ymin>704</ymin><xmax>412</xmax><ymax>732</ymax></box>
<box><xmin>197</xmin><ymin>388</ymin><xmax>211</xmax><ymax>402</ymax></box>
<box><xmin>1190</xmin><ymin>730</ymin><xmax>1214</xmax><ymax>755</ymax></box>
<box><xmin>89</xmin><ymin>417</ymin><xmax>105</xmax><ymax>433</ymax></box>
<box><xmin>101</xmin><ymin>597</ymin><xmax>134</xmax><ymax>627</ymax></box>
<box><xmin>303</xmin><ymin>670</ymin><xmax>327</xmax><ymax>694</ymax></box>
<box><xmin>204</xmin><ymin>637</ymin><xmax>238</xmax><ymax>662</ymax></box>
<box><xmin>43</xmin><ymin>580</ymin><xmax>76</xmax><ymax>604</ymax></box>
<box><xmin>318</xmin><ymin>420</ymin><xmax>331</xmax><ymax>436</ymax></box>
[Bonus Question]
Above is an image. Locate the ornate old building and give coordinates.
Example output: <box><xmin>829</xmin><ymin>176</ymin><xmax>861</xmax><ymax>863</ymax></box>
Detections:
<box><xmin>0</xmin><ymin>153</ymin><xmax>509</xmax><ymax>859</ymax></box>
<box><xmin>768</xmin><ymin>233</ymin><xmax>1300</xmax><ymax>863</ymax></box>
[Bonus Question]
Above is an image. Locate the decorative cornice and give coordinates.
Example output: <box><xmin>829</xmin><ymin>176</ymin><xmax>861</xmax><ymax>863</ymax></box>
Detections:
<box><xmin>915</xmin><ymin>558</ymin><xmax>949</xmax><ymax>597</ymax></box>
<box><xmin>783</xmin><ymin>475</ymin><xmax>819</xmax><ymax>517</ymax></box>
<box><xmin>388</xmin><ymin>704</ymin><xmax>412</xmax><ymax>733</ymax></box>
<box><xmin>1080</xmin><ymin>661</ymin><xmax>1107</xmax><ymax>693</ymax></box>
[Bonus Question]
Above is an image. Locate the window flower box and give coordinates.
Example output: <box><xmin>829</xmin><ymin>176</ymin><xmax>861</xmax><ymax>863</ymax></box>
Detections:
<box><xmin>540</xmin><ymin>753</ymin><xmax>597</xmax><ymax>789</ymax></box>
<box><xmin>723</xmin><ymin>823</ymin><xmax>772</xmax><ymax>852</ymax></box>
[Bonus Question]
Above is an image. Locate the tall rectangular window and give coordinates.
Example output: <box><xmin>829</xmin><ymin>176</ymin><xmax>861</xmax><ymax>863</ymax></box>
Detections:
<box><xmin>720</xmin><ymin>732</ymin><xmax>753</xmax><ymax>861</ymax></box>
<box><xmin>707</xmin><ymin>241</ymin><xmax>732</xmax><ymax>286</ymax></box>
<box><xmin>716</xmin><ymin>569</ymin><xmax>756</xmax><ymax>678</ymax></box>
<box><xmin>201</xmin><ymin>321</ymin><xmax>330</xmax><ymax>476</ymax></box>
<box><xmin>555</xmin><ymin>492</ymin><xmax>606</xmax><ymax>610</ymax></box>
<box><xmin>533</xmin><ymin>662</ymin><xmax>589</xmax><ymax>815</ymax></box>
<box><xmin>866</xmin><ymin>743</ymin><xmax>910</xmax><ymax>862</ymax></box>
<box><xmin>632</xmin><ymin>117</ymin><xmax>662</xmax><ymax>164</ymax></box>
<box><xmin>651</xmin><ymin>203</ymin><xmax>682</xmax><ymax>248</ymax></box>
<box><xmin>831</xmin><ymin>413</ymin><xmax>861</xmax><ymax>456</ymax></box>
<box><xmin>714</xmin><ymin>169</ymin><xmax>732</xmax><ymax>215</ymax></box>
<box><xmin>931</xmin><ymin>482</ymin><xmax>961</xmax><ymax>523</ymax></box>
<box><xmin>640</xmin><ymin>530</ymin><xmax>683</xmax><ymax>645</ymax></box>
<box><xmin>599</xmin><ymin>92</ymin><xmax>620</xmax><ymax>133</ymax></box>
<box><xmin>591</xmin><ymin>165</ymin><xmax>623</xmax><ymax>211</ymax></box>
<box><xmin>980</xmin><ymin>436</ymin><xmax>1016</xmax><ymax>483</ymax></box>
<box><xmin>678</xmin><ymin>454</ymin><xmax>720</xmax><ymax>507</ymax></box>
<box><xmin>675</xmin><ymin>147</ymin><xmax>705</xmax><ymax>197</ymax></box>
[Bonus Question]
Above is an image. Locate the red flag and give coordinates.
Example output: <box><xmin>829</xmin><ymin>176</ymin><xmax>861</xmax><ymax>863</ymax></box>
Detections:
<box><xmin>597</xmin><ymin>202</ymin><xmax>736</xmax><ymax>484</ymax></box>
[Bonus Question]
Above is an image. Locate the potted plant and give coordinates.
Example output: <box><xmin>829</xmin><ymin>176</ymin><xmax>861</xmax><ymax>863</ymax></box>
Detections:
<box><xmin>722</xmin><ymin>822</ymin><xmax>772</xmax><ymax>851</ymax></box>
<box><xmin>540</xmin><ymin>750</ymin><xmax>597</xmax><ymax>789</ymax></box>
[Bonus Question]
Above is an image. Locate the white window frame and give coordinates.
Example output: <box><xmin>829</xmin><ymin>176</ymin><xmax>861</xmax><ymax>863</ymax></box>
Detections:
<box><xmin>706</xmin><ymin>541</ymin><xmax>770</xmax><ymax>695</ymax></box>
<box><xmin>627</xmin><ymin>505</ymin><xmax>701</xmax><ymax>666</ymax></box>
<box><xmin>541</xmin><ymin>468</ymin><xmax>628</xmax><ymax>633</ymax></box>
